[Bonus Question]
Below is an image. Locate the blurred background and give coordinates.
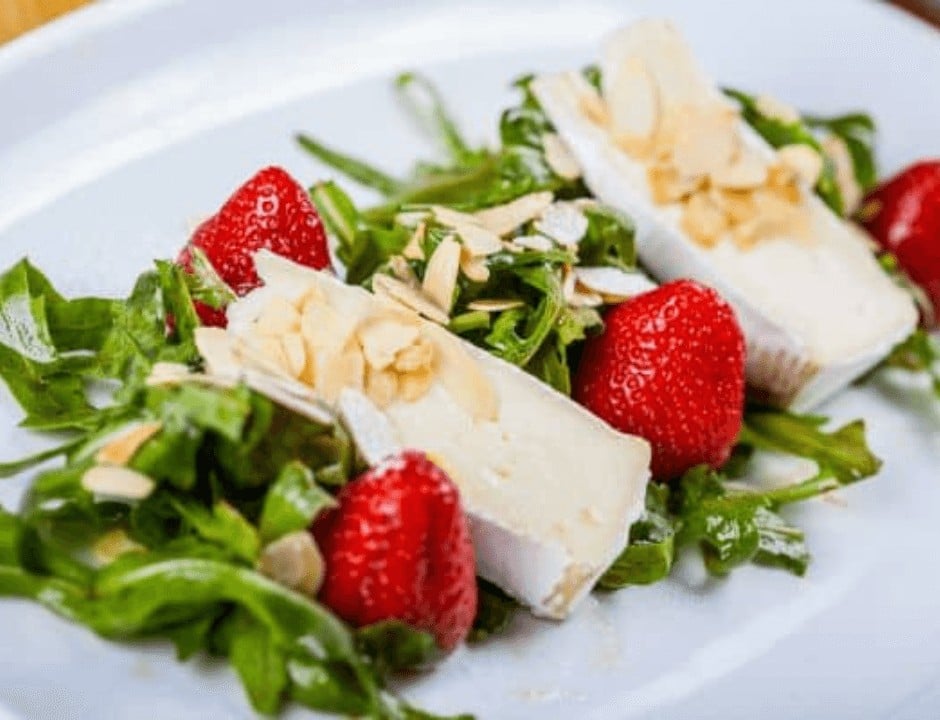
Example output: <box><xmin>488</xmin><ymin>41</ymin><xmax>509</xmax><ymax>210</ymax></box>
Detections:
<box><xmin>1</xmin><ymin>0</ymin><xmax>938</xmax><ymax>44</ymax></box>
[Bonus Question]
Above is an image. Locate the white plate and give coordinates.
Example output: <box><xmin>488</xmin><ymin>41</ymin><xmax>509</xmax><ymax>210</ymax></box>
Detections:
<box><xmin>1</xmin><ymin>1</ymin><xmax>939</xmax><ymax>718</ymax></box>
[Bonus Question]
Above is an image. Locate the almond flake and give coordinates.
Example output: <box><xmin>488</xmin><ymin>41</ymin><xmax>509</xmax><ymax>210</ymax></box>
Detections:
<box><xmin>681</xmin><ymin>192</ymin><xmax>730</xmax><ymax>248</ymax></box>
<box><xmin>393</xmin><ymin>336</ymin><xmax>435</xmax><ymax>373</ymax></box>
<box><xmin>395</xmin><ymin>210</ymin><xmax>429</xmax><ymax>228</ymax></box>
<box><xmin>82</xmin><ymin>466</ymin><xmax>155</xmax><ymax>501</ymax></box>
<box><xmin>258</xmin><ymin>531</ymin><xmax>325</xmax><ymax>598</ymax></box>
<box><xmin>755</xmin><ymin>94</ymin><xmax>801</xmax><ymax>124</ymax></box>
<box><xmin>145</xmin><ymin>362</ymin><xmax>192</xmax><ymax>387</ymax></box>
<box><xmin>766</xmin><ymin>164</ymin><xmax>802</xmax><ymax>204</ymax></box>
<box><xmin>432</xmin><ymin>206</ymin><xmax>483</xmax><ymax>229</ymax></box>
<box><xmin>459</xmin><ymin>251</ymin><xmax>491</xmax><ymax>283</ymax></box>
<box><xmin>358</xmin><ymin>318</ymin><xmax>421</xmax><ymax>370</ymax></box>
<box><xmin>398</xmin><ymin>367</ymin><xmax>436</xmax><ymax>402</ymax></box>
<box><xmin>254</xmin><ymin>296</ymin><xmax>301</xmax><ymax>336</ymax></box>
<box><xmin>466</xmin><ymin>299</ymin><xmax>525</xmax><ymax>312</ymax></box>
<box><xmin>709</xmin><ymin>150</ymin><xmax>768</xmax><ymax>190</ymax></box>
<box><xmin>473</xmin><ymin>191</ymin><xmax>554</xmax><ymax>236</ymax></box>
<box><xmin>425</xmin><ymin>324</ymin><xmax>499</xmax><ymax>422</ymax></box>
<box><xmin>511</xmin><ymin>234</ymin><xmax>554</xmax><ymax>252</ymax></box>
<box><xmin>91</xmin><ymin>528</ymin><xmax>145</xmax><ymax>565</ymax></box>
<box><xmin>95</xmin><ymin>421</ymin><xmax>163</xmax><ymax>466</ymax></box>
<box><xmin>647</xmin><ymin>164</ymin><xmax>703</xmax><ymax>204</ymax></box>
<box><xmin>671</xmin><ymin>105</ymin><xmax>739</xmax><ymax>178</ymax></box>
<box><xmin>364</xmin><ymin>365</ymin><xmax>399</xmax><ymax>408</ymax></box>
<box><xmin>605</xmin><ymin>55</ymin><xmax>660</xmax><ymax>144</ymax></box>
<box><xmin>578</xmin><ymin>86</ymin><xmax>611</xmax><ymax>126</ymax></box>
<box><xmin>710</xmin><ymin>188</ymin><xmax>759</xmax><ymax>225</ymax></box>
<box><xmin>541</xmin><ymin>132</ymin><xmax>581</xmax><ymax>180</ymax></box>
<box><xmin>371</xmin><ymin>275</ymin><xmax>450</xmax><ymax>325</ymax></box>
<box><xmin>280</xmin><ymin>332</ymin><xmax>308</xmax><ymax>378</ymax></box>
<box><xmin>534</xmin><ymin>203</ymin><xmax>589</xmax><ymax>247</ymax></box>
<box><xmin>402</xmin><ymin>222</ymin><xmax>426</xmax><ymax>261</ymax></box>
<box><xmin>574</xmin><ymin>267</ymin><xmax>657</xmax><ymax>302</ymax></box>
<box><xmin>563</xmin><ymin>266</ymin><xmax>603</xmax><ymax>308</ymax></box>
<box><xmin>388</xmin><ymin>255</ymin><xmax>420</xmax><ymax>287</ymax></box>
<box><xmin>195</xmin><ymin>327</ymin><xmax>242</xmax><ymax>379</ymax></box>
<box><xmin>421</xmin><ymin>235</ymin><xmax>462</xmax><ymax>312</ymax></box>
<box><xmin>777</xmin><ymin>144</ymin><xmax>823</xmax><ymax>187</ymax></box>
<box><xmin>313</xmin><ymin>342</ymin><xmax>366</xmax><ymax>404</ymax></box>
<box><xmin>453</xmin><ymin>223</ymin><xmax>503</xmax><ymax>257</ymax></box>
<box><xmin>822</xmin><ymin>135</ymin><xmax>863</xmax><ymax>213</ymax></box>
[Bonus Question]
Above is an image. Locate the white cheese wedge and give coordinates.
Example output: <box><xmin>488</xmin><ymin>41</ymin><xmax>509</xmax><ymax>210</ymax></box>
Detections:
<box><xmin>531</xmin><ymin>20</ymin><xmax>918</xmax><ymax>410</ymax></box>
<box><xmin>212</xmin><ymin>252</ymin><xmax>651</xmax><ymax>619</ymax></box>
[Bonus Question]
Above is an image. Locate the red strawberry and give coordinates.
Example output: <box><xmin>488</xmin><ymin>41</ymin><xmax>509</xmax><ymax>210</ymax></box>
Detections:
<box><xmin>177</xmin><ymin>166</ymin><xmax>332</xmax><ymax>326</ymax></box>
<box><xmin>313</xmin><ymin>450</ymin><xmax>477</xmax><ymax>651</ymax></box>
<box><xmin>861</xmin><ymin>160</ymin><xmax>940</xmax><ymax>328</ymax></box>
<box><xmin>573</xmin><ymin>280</ymin><xmax>745</xmax><ymax>480</ymax></box>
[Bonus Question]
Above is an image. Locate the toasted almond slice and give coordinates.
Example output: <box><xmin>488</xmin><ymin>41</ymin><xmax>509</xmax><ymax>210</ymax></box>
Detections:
<box><xmin>710</xmin><ymin>150</ymin><xmax>768</xmax><ymax>190</ymax></box>
<box><xmin>459</xmin><ymin>251</ymin><xmax>491</xmax><ymax>283</ymax></box>
<box><xmin>755</xmin><ymin>94</ymin><xmax>801</xmax><ymax>124</ymax></box>
<box><xmin>563</xmin><ymin>265</ymin><xmax>604</xmax><ymax>308</ymax></box>
<box><xmin>254</xmin><ymin>295</ymin><xmax>301</xmax><ymax>336</ymax></box>
<box><xmin>393</xmin><ymin>336</ymin><xmax>435</xmax><ymax>373</ymax></box>
<box><xmin>364</xmin><ymin>365</ymin><xmax>399</xmax><ymax>408</ymax></box>
<box><xmin>681</xmin><ymin>192</ymin><xmax>730</xmax><ymax>248</ymax></box>
<box><xmin>402</xmin><ymin>222</ymin><xmax>426</xmax><ymax>261</ymax></box>
<box><xmin>82</xmin><ymin>466</ymin><xmax>155</xmax><ymax>501</ymax></box>
<box><xmin>453</xmin><ymin>222</ymin><xmax>503</xmax><ymax>257</ymax></box>
<box><xmin>605</xmin><ymin>55</ymin><xmax>660</xmax><ymax>143</ymax></box>
<box><xmin>195</xmin><ymin>327</ymin><xmax>242</xmax><ymax>379</ymax></box>
<box><xmin>371</xmin><ymin>275</ymin><xmax>450</xmax><ymax>325</ymax></box>
<box><xmin>822</xmin><ymin>135</ymin><xmax>863</xmax><ymax>213</ymax></box>
<box><xmin>432</xmin><ymin>206</ymin><xmax>483</xmax><ymax>229</ymax></box>
<box><xmin>309</xmin><ymin>341</ymin><xmax>366</xmax><ymax>405</ymax></box>
<box><xmin>280</xmin><ymin>332</ymin><xmax>308</xmax><ymax>378</ymax></box>
<box><xmin>398</xmin><ymin>367</ymin><xmax>436</xmax><ymax>403</ymax></box>
<box><xmin>95</xmin><ymin>421</ymin><xmax>163</xmax><ymax>466</ymax></box>
<box><xmin>647</xmin><ymin>163</ymin><xmax>703</xmax><ymax>204</ymax></box>
<box><xmin>574</xmin><ymin>267</ymin><xmax>657</xmax><ymax>301</ymax></box>
<box><xmin>258</xmin><ymin>531</ymin><xmax>325</xmax><ymax>598</ymax></box>
<box><xmin>358</xmin><ymin>318</ymin><xmax>421</xmax><ymax>370</ymax></box>
<box><xmin>466</xmin><ymin>298</ymin><xmax>526</xmax><ymax>312</ymax></box>
<box><xmin>239</xmin><ymin>334</ymin><xmax>292</xmax><ymax>379</ymax></box>
<box><xmin>578</xmin><ymin>85</ymin><xmax>610</xmax><ymax>126</ymax></box>
<box><xmin>145</xmin><ymin>362</ymin><xmax>192</xmax><ymax>387</ymax></box>
<box><xmin>91</xmin><ymin>528</ymin><xmax>145</xmax><ymax>565</ymax></box>
<box><xmin>766</xmin><ymin>163</ymin><xmax>803</xmax><ymax>204</ymax></box>
<box><xmin>388</xmin><ymin>255</ymin><xmax>420</xmax><ymax>287</ymax></box>
<box><xmin>777</xmin><ymin>144</ymin><xmax>824</xmax><ymax>187</ymax></box>
<box><xmin>425</xmin><ymin>324</ymin><xmax>499</xmax><ymax>422</ymax></box>
<box><xmin>474</xmin><ymin>191</ymin><xmax>554</xmax><ymax>236</ymax></box>
<box><xmin>541</xmin><ymin>132</ymin><xmax>581</xmax><ymax>180</ymax></box>
<box><xmin>534</xmin><ymin>203</ymin><xmax>589</xmax><ymax>247</ymax></box>
<box><xmin>671</xmin><ymin>105</ymin><xmax>739</xmax><ymax>178</ymax></box>
<box><xmin>511</xmin><ymin>234</ymin><xmax>554</xmax><ymax>252</ymax></box>
<box><xmin>710</xmin><ymin>187</ymin><xmax>759</xmax><ymax>225</ymax></box>
<box><xmin>395</xmin><ymin>210</ymin><xmax>429</xmax><ymax>228</ymax></box>
<box><xmin>421</xmin><ymin>236</ymin><xmax>462</xmax><ymax>312</ymax></box>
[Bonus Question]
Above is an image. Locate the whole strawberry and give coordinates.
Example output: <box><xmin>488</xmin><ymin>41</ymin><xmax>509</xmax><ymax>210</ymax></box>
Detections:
<box><xmin>177</xmin><ymin>166</ymin><xmax>332</xmax><ymax>326</ymax></box>
<box><xmin>313</xmin><ymin>450</ymin><xmax>477</xmax><ymax>651</ymax></box>
<box><xmin>573</xmin><ymin>280</ymin><xmax>745</xmax><ymax>480</ymax></box>
<box><xmin>861</xmin><ymin>160</ymin><xmax>940</xmax><ymax>328</ymax></box>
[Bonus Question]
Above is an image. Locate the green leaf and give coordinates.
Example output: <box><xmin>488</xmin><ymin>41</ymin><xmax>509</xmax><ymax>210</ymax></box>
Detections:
<box><xmin>752</xmin><ymin>507</ymin><xmax>810</xmax><ymax>576</ymax></box>
<box><xmin>258</xmin><ymin>462</ymin><xmax>336</xmax><ymax>543</ymax></box>
<box><xmin>224</xmin><ymin>609</ymin><xmax>289</xmax><ymax>715</ymax></box>
<box><xmin>469</xmin><ymin>579</ymin><xmax>517</xmax><ymax>643</ymax></box>
<box><xmin>578</xmin><ymin>205</ymin><xmax>637</xmax><ymax>270</ymax></box>
<box><xmin>483</xmin><ymin>267</ymin><xmax>564</xmax><ymax>367</ymax></box>
<box><xmin>0</xmin><ymin>507</ymin><xmax>22</xmax><ymax>566</ymax></box>
<box><xmin>0</xmin><ymin>437</ymin><xmax>84</xmax><ymax>479</ymax></box>
<box><xmin>166</xmin><ymin>612</ymin><xmax>220</xmax><ymax>661</ymax></box>
<box><xmin>286</xmin><ymin>655</ymin><xmax>374</xmax><ymax>717</ymax></box>
<box><xmin>297</xmin><ymin>134</ymin><xmax>404</xmax><ymax>196</ymax></box>
<box><xmin>598</xmin><ymin>484</ymin><xmax>675</xmax><ymax>589</ymax></box>
<box><xmin>182</xmin><ymin>246</ymin><xmax>236</xmax><ymax>311</ymax></box>
<box><xmin>170</xmin><ymin>497</ymin><xmax>260</xmax><ymax>564</ymax></box>
<box><xmin>740</xmin><ymin>409</ymin><xmax>882</xmax><ymax>484</ymax></box>
<box><xmin>881</xmin><ymin>329</ymin><xmax>940</xmax><ymax>398</ymax></box>
<box><xmin>356</xmin><ymin>620</ymin><xmax>439</xmax><ymax>677</ymax></box>
<box><xmin>804</xmin><ymin>112</ymin><xmax>878</xmax><ymax>191</ymax></box>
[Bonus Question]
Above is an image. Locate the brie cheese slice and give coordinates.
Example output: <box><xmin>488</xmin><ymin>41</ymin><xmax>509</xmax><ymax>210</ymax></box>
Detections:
<box><xmin>208</xmin><ymin>251</ymin><xmax>652</xmax><ymax>619</ymax></box>
<box><xmin>531</xmin><ymin>20</ymin><xmax>917</xmax><ymax>410</ymax></box>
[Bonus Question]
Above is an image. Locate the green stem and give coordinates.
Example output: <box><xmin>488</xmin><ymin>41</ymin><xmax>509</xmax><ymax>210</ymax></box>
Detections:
<box><xmin>296</xmin><ymin>134</ymin><xmax>404</xmax><ymax>196</ymax></box>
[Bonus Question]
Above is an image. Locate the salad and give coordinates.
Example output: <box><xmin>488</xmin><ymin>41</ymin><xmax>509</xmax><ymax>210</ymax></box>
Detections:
<box><xmin>1</xmin><ymin>18</ymin><xmax>938</xmax><ymax>720</ymax></box>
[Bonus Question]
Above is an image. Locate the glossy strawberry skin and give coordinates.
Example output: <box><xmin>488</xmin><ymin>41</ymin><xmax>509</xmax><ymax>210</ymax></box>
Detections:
<box><xmin>862</xmin><ymin>160</ymin><xmax>940</xmax><ymax>328</ymax></box>
<box><xmin>313</xmin><ymin>451</ymin><xmax>478</xmax><ymax>652</ymax></box>
<box><xmin>573</xmin><ymin>280</ymin><xmax>746</xmax><ymax>480</ymax></box>
<box><xmin>177</xmin><ymin>166</ymin><xmax>332</xmax><ymax>326</ymax></box>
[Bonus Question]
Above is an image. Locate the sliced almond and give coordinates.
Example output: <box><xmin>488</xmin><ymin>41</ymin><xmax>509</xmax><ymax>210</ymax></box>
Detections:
<box><xmin>312</xmin><ymin>342</ymin><xmax>366</xmax><ymax>405</ymax></box>
<box><xmin>563</xmin><ymin>265</ymin><xmax>603</xmax><ymax>308</ymax></box>
<box><xmin>710</xmin><ymin>150</ymin><xmax>768</xmax><ymax>190</ymax></box>
<box><xmin>671</xmin><ymin>105</ymin><xmax>739</xmax><ymax>178</ymax></box>
<box><xmin>388</xmin><ymin>255</ymin><xmax>420</xmax><ymax>287</ymax></box>
<box><xmin>459</xmin><ymin>250</ymin><xmax>491</xmax><ymax>283</ymax></box>
<box><xmin>371</xmin><ymin>275</ymin><xmax>450</xmax><ymax>325</ymax></box>
<box><xmin>822</xmin><ymin>135</ymin><xmax>863</xmax><ymax>213</ymax></box>
<box><xmin>195</xmin><ymin>327</ymin><xmax>241</xmax><ymax>379</ymax></box>
<box><xmin>364</xmin><ymin>365</ymin><xmax>399</xmax><ymax>408</ymax></box>
<box><xmin>777</xmin><ymin>144</ymin><xmax>823</xmax><ymax>187</ymax></box>
<box><xmin>755</xmin><ymin>94</ymin><xmax>801</xmax><ymax>124</ymax></box>
<box><xmin>145</xmin><ymin>362</ymin><xmax>192</xmax><ymax>386</ymax></box>
<box><xmin>358</xmin><ymin>318</ymin><xmax>421</xmax><ymax>370</ymax></box>
<box><xmin>398</xmin><ymin>367</ymin><xmax>436</xmax><ymax>403</ymax></box>
<box><xmin>280</xmin><ymin>332</ymin><xmax>308</xmax><ymax>379</ymax></box>
<box><xmin>511</xmin><ymin>234</ymin><xmax>554</xmax><ymax>252</ymax></box>
<box><xmin>647</xmin><ymin>163</ymin><xmax>703</xmax><ymax>204</ymax></box>
<box><xmin>466</xmin><ymin>298</ymin><xmax>525</xmax><ymax>312</ymax></box>
<box><xmin>766</xmin><ymin>163</ymin><xmax>803</xmax><ymax>204</ymax></box>
<box><xmin>432</xmin><ymin>206</ymin><xmax>483</xmax><ymax>228</ymax></box>
<box><xmin>91</xmin><ymin>528</ymin><xmax>145</xmax><ymax>565</ymax></box>
<box><xmin>258</xmin><ymin>531</ymin><xmax>325</xmax><ymax>598</ymax></box>
<box><xmin>541</xmin><ymin>132</ymin><xmax>582</xmax><ymax>180</ymax></box>
<box><xmin>573</xmin><ymin>267</ymin><xmax>657</xmax><ymax>302</ymax></box>
<box><xmin>425</xmin><ymin>324</ymin><xmax>499</xmax><ymax>423</ymax></box>
<box><xmin>95</xmin><ymin>421</ymin><xmax>163</xmax><ymax>466</ymax></box>
<box><xmin>254</xmin><ymin>295</ymin><xmax>301</xmax><ymax>336</ymax></box>
<box><xmin>395</xmin><ymin>210</ymin><xmax>429</xmax><ymax>228</ymax></box>
<box><xmin>534</xmin><ymin>203</ymin><xmax>589</xmax><ymax>247</ymax></box>
<box><xmin>473</xmin><ymin>191</ymin><xmax>554</xmax><ymax>237</ymax></box>
<box><xmin>421</xmin><ymin>236</ymin><xmax>462</xmax><ymax>312</ymax></box>
<box><xmin>453</xmin><ymin>223</ymin><xmax>503</xmax><ymax>257</ymax></box>
<box><xmin>402</xmin><ymin>222</ymin><xmax>426</xmax><ymax>261</ymax></box>
<box><xmin>578</xmin><ymin>85</ymin><xmax>611</xmax><ymax>126</ymax></box>
<box><xmin>82</xmin><ymin>466</ymin><xmax>155</xmax><ymax>501</ymax></box>
<box><xmin>605</xmin><ymin>55</ymin><xmax>660</xmax><ymax>144</ymax></box>
<box><xmin>393</xmin><ymin>336</ymin><xmax>435</xmax><ymax>373</ymax></box>
<box><xmin>681</xmin><ymin>192</ymin><xmax>730</xmax><ymax>248</ymax></box>
<box><xmin>710</xmin><ymin>188</ymin><xmax>759</xmax><ymax>225</ymax></box>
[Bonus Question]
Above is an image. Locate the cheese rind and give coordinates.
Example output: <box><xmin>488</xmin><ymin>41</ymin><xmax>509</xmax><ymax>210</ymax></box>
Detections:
<box><xmin>216</xmin><ymin>252</ymin><xmax>651</xmax><ymax>618</ymax></box>
<box><xmin>531</xmin><ymin>20</ymin><xmax>918</xmax><ymax>410</ymax></box>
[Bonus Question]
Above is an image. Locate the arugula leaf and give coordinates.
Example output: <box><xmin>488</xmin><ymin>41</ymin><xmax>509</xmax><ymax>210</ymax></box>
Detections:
<box><xmin>598</xmin><ymin>484</ymin><xmax>675</xmax><ymax>589</ymax></box>
<box><xmin>224</xmin><ymin>609</ymin><xmax>290</xmax><ymax>715</ymax></box>
<box><xmin>469</xmin><ymin>579</ymin><xmax>517</xmax><ymax>643</ymax></box>
<box><xmin>258</xmin><ymin>462</ymin><xmax>336</xmax><ymax>543</ymax></box>
<box><xmin>297</xmin><ymin>134</ymin><xmax>405</xmax><ymax>196</ymax></box>
<box><xmin>0</xmin><ymin>437</ymin><xmax>83</xmax><ymax>479</ymax></box>
<box><xmin>170</xmin><ymin>497</ymin><xmax>260</xmax><ymax>564</ymax></box>
<box><xmin>739</xmin><ymin>409</ymin><xmax>882</xmax><ymax>484</ymax></box>
<box><xmin>751</xmin><ymin>507</ymin><xmax>810</xmax><ymax>575</ymax></box>
<box><xmin>356</xmin><ymin>620</ymin><xmax>439</xmax><ymax>678</ymax></box>
<box><xmin>881</xmin><ymin>329</ymin><xmax>940</xmax><ymax>398</ymax></box>
<box><xmin>166</xmin><ymin>612</ymin><xmax>221</xmax><ymax>661</ymax></box>
<box><xmin>182</xmin><ymin>246</ymin><xmax>236</xmax><ymax>311</ymax></box>
<box><xmin>804</xmin><ymin>112</ymin><xmax>878</xmax><ymax>192</ymax></box>
<box><xmin>577</xmin><ymin>205</ymin><xmax>636</xmax><ymax>270</ymax></box>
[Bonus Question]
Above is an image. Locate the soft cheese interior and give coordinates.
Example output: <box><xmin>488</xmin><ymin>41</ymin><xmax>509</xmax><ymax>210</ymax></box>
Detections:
<box><xmin>531</xmin><ymin>19</ymin><xmax>917</xmax><ymax>410</ymax></box>
<box><xmin>197</xmin><ymin>251</ymin><xmax>652</xmax><ymax>619</ymax></box>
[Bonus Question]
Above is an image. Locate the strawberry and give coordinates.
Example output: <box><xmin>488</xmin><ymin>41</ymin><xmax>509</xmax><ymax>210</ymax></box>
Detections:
<box><xmin>861</xmin><ymin>160</ymin><xmax>940</xmax><ymax>328</ymax></box>
<box><xmin>573</xmin><ymin>280</ymin><xmax>745</xmax><ymax>480</ymax></box>
<box><xmin>177</xmin><ymin>166</ymin><xmax>332</xmax><ymax>326</ymax></box>
<box><xmin>313</xmin><ymin>450</ymin><xmax>477</xmax><ymax>651</ymax></box>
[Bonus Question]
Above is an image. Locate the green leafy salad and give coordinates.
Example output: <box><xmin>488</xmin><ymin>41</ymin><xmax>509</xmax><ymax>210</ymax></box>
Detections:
<box><xmin>0</xmin><ymin>45</ymin><xmax>937</xmax><ymax>720</ymax></box>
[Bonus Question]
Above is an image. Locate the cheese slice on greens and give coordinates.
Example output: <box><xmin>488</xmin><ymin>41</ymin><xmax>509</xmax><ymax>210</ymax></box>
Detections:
<box><xmin>197</xmin><ymin>251</ymin><xmax>652</xmax><ymax>619</ymax></box>
<box><xmin>531</xmin><ymin>19</ymin><xmax>917</xmax><ymax>411</ymax></box>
